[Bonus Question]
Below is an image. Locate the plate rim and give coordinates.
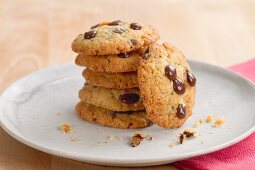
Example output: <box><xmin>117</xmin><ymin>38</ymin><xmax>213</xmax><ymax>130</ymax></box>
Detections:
<box><xmin>0</xmin><ymin>60</ymin><xmax>254</xmax><ymax>167</ymax></box>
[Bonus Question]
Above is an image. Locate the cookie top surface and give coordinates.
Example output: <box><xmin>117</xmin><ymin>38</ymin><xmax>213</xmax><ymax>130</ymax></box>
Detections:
<box><xmin>76</xmin><ymin>102</ymin><xmax>151</xmax><ymax>129</ymax></box>
<box><xmin>71</xmin><ymin>20</ymin><xmax>160</xmax><ymax>55</ymax></box>
<box><xmin>137</xmin><ymin>43</ymin><xmax>196</xmax><ymax>128</ymax></box>
<box><xmin>75</xmin><ymin>50</ymin><xmax>141</xmax><ymax>73</ymax></box>
<box><xmin>79</xmin><ymin>84</ymin><xmax>144</xmax><ymax>111</ymax></box>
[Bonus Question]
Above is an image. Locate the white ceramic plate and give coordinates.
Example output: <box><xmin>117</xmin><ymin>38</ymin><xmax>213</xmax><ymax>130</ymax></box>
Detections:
<box><xmin>0</xmin><ymin>61</ymin><xmax>254</xmax><ymax>167</ymax></box>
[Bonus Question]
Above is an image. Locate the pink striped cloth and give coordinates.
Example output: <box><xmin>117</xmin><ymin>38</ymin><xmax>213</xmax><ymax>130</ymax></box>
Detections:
<box><xmin>174</xmin><ymin>58</ymin><xmax>255</xmax><ymax>170</ymax></box>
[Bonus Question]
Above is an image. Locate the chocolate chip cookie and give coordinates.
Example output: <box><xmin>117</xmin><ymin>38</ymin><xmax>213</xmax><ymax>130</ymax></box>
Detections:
<box><xmin>83</xmin><ymin>69</ymin><xmax>138</xmax><ymax>89</ymax></box>
<box><xmin>137</xmin><ymin>43</ymin><xmax>196</xmax><ymax>128</ymax></box>
<box><xmin>76</xmin><ymin>102</ymin><xmax>151</xmax><ymax>129</ymax></box>
<box><xmin>79</xmin><ymin>84</ymin><xmax>144</xmax><ymax>111</ymax></box>
<box><xmin>75</xmin><ymin>51</ymin><xmax>141</xmax><ymax>73</ymax></box>
<box><xmin>71</xmin><ymin>20</ymin><xmax>160</xmax><ymax>55</ymax></box>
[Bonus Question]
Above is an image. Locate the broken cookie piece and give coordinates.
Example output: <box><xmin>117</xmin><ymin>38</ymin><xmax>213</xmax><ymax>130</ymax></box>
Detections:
<box><xmin>60</xmin><ymin>123</ymin><xmax>72</xmax><ymax>133</ymax></box>
<box><xmin>178</xmin><ymin>128</ymin><xmax>198</xmax><ymax>144</ymax></box>
<box><xmin>130</xmin><ymin>132</ymin><xmax>152</xmax><ymax>147</ymax></box>
<box><xmin>183</xmin><ymin>128</ymin><xmax>199</xmax><ymax>137</ymax></box>
<box><xmin>131</xmin><ymin>132</ymin><xmax>144</xmax><ymax>147</ymax></box>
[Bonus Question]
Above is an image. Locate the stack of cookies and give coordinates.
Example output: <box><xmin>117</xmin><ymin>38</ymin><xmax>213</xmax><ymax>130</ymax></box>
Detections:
<box><xmin>72</xmin><ymin>20</ymin><xmax>160</xmax><ymax>128</ymax></box>
<box><xmin>72</xmin><ymin>20</ymin><xmax>197</xmax><ymax>129</ymax></box>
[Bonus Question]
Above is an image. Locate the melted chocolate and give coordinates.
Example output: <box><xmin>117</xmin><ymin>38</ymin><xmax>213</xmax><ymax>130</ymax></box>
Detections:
<box><xmin>165</xmin><ymin>65</ymin><xmax>177</xmax><ymax>80</ymax></box>
<box><xmin>173</xmin><ymin>78</ymin><xmax>186</xmax><ymax>95</ymax></box>
<box><xmin>186</xmin><ymin>70</ymin><xmax>196</xmax><ymax>86</ymax></box>
<box><xmin>176</xmin><ymin>104</ymin><xmax>186</xmax><ymax>119</ymax></box>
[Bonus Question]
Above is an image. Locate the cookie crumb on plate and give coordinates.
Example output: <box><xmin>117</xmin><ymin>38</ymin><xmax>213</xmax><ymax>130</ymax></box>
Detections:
<box><xmin>178</xmin><ymin>128</ymin><xmax>198</xmax><ymax>144</ymax></box>
<box><xmin>107</xmin><ymin>135</ymin><xmax>120</xmax><ymax>141</ymax></box>
<box><xmin>206</xmin><ymin>115</ymin><xmax>213</xmax><ymax>122</ymax></box>
<box><xmin>213</xmin><ymin>117</ymin><xmax>225</xmax><ymax>127</ymax></box>
<box><xmin>145</xmin><ymin>135</ymin><xmax>152</xmax><ymax>141</ymax></box>
<box><xmin>107</xmin><ymin>135</ymin><xmax>115</xmax><ymax>141</ymax></box>
<box><xmin>183</xmin><ymin>128</ymin><xmax>199</xmax><ymax>137</ymax></box>
<box><xmin>199</xmin><ymin>118</ymin><xmax>204</xmax><ymax>124</ymax></box>
<box><xmin>130</xmin><ymin>132</ymin><xmax>152</xmax><ymax>147</ymax></box>
<box><xmin>131</xmin><ymin>132</ymin><xmax>144</xmax><ymax>147</ymax></box>
<box><xmin>60</xmin><ymin>123</ymin><xmax>71</xmax><ymax>133</ymax></box>
<box><xmin>179</xmin><ymin>133</ymin><xmax>185</xmax><ymax>144</ymax></box>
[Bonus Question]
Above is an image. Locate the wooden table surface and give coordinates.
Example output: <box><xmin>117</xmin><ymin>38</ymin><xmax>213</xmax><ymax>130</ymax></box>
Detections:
<box><xmin>0</xmin><ymin>0</ymin><xmax>255</xmax><ymax>169</ymax></box>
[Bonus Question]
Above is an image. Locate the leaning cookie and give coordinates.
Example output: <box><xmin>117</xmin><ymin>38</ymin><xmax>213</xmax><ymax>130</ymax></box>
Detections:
<box><xmin>79</xmin><ymin>84</ymin><xmax>144</xmax><ymax>111</ymax></box>
<box><xmin>83</xmin><ymin>69</ymin><xmax>138</xmax><ymax>89</ymax></box>
<box><xmin>72</xmin><ymin>20</ymin><xmax>160</xmax><ymax>55</ymax></box>
<box><xmin>75</xmin><ymin>51</ymin><xmax>141</xmax><ymax>73</ymax></box>
<box><xmin>137</xmin><ymin>43</ymin><xmax>196</xmax><ymax>128</ymax></box>
<box><xmin>76</xmin><ymin>102</ymin><xmax>152</xmax><ymax>129</ymax></box>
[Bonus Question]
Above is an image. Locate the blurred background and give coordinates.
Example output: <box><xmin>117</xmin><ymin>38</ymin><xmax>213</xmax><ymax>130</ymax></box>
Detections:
<box><xmin>1</xmin><ymin>0</ymin><xmax>255</xmax><ymax>92</ymax></box>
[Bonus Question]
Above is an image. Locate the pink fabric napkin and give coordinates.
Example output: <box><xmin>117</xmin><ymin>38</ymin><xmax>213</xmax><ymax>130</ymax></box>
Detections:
<box><xmin>174</xmin><ymin>58</ymin><xmax>255</xmax><ymax>170</ymax></box>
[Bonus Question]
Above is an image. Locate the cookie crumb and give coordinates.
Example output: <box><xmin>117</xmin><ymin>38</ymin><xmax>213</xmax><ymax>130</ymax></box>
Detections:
<box><xmin>130</xmin><ymin>132</ymin><xmax>145</xmax><ymax>147</ymax></box>
<box><xmin>56</xmin><ymin>112</ymin><xmax>61</xmax><ymax>116</ymax></box>
<box><xmin>213</xmin><ymin>117</ymin><xmax>225</xmax><ymax>127</ymax></box>
<box><xmin>60</xmin><ymin>123</ymin><xmax>71</xmax><ymax>133</ymax></box>
<box><xmin>107</xmin><ymin>135</ymin><xmax>120</xmax><ymax>141</ymax></box>
<box><xmin>199</xmin><ymin>118</ymin><xmax>204</xmax><ymax>124</ymax></box>
<box><xmin>206</xmin><ymin>115</ymin><xmax>213</xmax><ymax>122</ymax></box>
<box><xmin>179</xmin><ymin>133</ymin><xmax>185</xmax><ymax>144</ymax></box>
<box><xmin>183</xmin><ymin>128</ymin><xmax>199</xmax><ymax>137</ymax></box>
<box><xmin>168</xmin><ymin>143</ymin><xmax>176</xmax><ymax>148</ymax></box>
<box><xmin>145</xmin><ymin>135</ymin><xmax>152</xmax><ymax>141</ymax></box>
<box><xmin>107</xmin><ymin>135</ymin><xmax>115</xmax><ymax>141</ymax></box>
<box><xmin>178</xmin><ymin>128</ymin><xmax>198</xmax><ymax>144</ymax></box>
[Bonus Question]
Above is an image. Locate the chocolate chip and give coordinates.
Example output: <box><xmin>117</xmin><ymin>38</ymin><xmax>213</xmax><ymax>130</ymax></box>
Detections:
<box><xmin>112</xmin><ymin>28</ymin><xmax>126</xmax><ymax>34</ymax></box>
<box><xmin>183</xmin><ymin>131</ymin><xmax>194</xmax><ymax>138</ymax></box>
<box><xmin>130</xmin><ymin>39</ymin><xmax>137</xmax><ymax>46</ymax></box>
<box><xmin>176</xmin><ymin>104</ymin><xmax>186</xmax><ymax>119</ymax></box>
<box><xmin>179</xmin><ymin>133</ymin><xmax>185</xmax><ymax>144</ymax></box>
<box><xmin>143</xmin><ymin>48</ymin><xmax>150</xmax><ymax>59</ymax></box>
<box><xmin>84</xmin><ymin>30</ymin><xmax>96</xmax><ymax>39</ymax></box>
<box><xmin>90</xmin><ymin>24</ymin><xmax>100</xmax><ymax>29</ymax></box>
<box><xmin>119</xmin><ymin>93</ymin><xmax>140</xmax><ymax>104</ymax></box>
<box><xmin>130</xmin><ymin>23</ymin><xmax>142</xmax><ymax>30</ymax></box>
<box><xmin>165</xmin><ymin>65</ymin><xmax>176</xmax><ymax>80</ymax></box>
<box><xmin>173</xmin><ymin>78</ymin><xmax>186</xmax><ymax>95</ymax></box>
<box><xmin>117</xmin><ymin>52</ymin><xmax>130</xmax><ymax>58</ymax></box>
<box><xmin>108</xmin><ymin>20</ymin><xmax>123</xmax><ymax>26</ymax></box>
<box><xmin>186</xmin><ymin>70</ymin><xmax>196</xmax><ymax>87</ymax></box>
